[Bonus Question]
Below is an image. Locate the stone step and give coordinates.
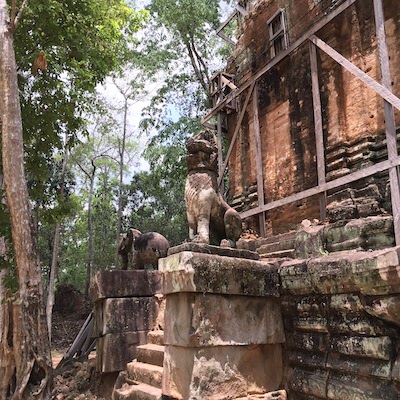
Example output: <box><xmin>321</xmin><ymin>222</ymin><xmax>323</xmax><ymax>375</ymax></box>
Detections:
<box><xmin>147</xmin><ymin>330</ymin><xmax>164</xmax><ymax>346</ymax></box>
<box><xmin>113</xmin><ymin>382</ymin><xmax>162</xmax><ymax>400</ymax></box>
<box><xmin>256</xmin><ymin>230</ymin><xmax>296</xmax><ymax>246</ymax></box>
<box><xmin>258</xmin><ymin>256</ymin><xmax>292</xmax><ymax>265</ymax></box>
<box><xmin>258</xmin><ymin>248</ymin><xmax>296</xmax><ymax>259</ymax></box>
<box><xmin>127</xmin><ymin>361</ymin><xmax>163</xmax><ymax>389</ymax></box>
<box><xmin>136</xmin><ymin>344</ymin><xmax>165</xmax><ymax>367</ymax></box>
<box><xmin>257</xmin><ymin>238</ymin><xmax>296</xmax><ymax>254</ymax></box>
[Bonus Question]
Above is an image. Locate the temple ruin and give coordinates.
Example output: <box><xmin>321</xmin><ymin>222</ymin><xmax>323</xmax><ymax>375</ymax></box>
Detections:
<box><xmin>92</xmin><ymin>0</ymin><xmax>400</xmax><ymax>398</ymax></box>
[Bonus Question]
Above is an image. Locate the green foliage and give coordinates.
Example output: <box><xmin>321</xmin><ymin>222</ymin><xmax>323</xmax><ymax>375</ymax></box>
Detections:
<box><xmin>11</xmin><ymin>0</ymin><xmax>148</xmax><ymax>199</ymax></box>
<box><xmin>57</xmin><ymin>213</ymin><xmax>89</xmax><ymax>292</ymax></box>
<box><xmin>91</xmin><ymin>166</ymin><xmax>118</xmax><ymax>271</ymax></box>
<box><xmin>2</xmin><ymin>0</ymin><xmax>236</xmax><ymax>291</ymax></box>
<box><xmin>128</xmin><ymin>116</ymin><xmax>202</xmax><ymax>246</ymax></box>
<box><xmin>148</xmin><ymin>0</ymin><xmax>221</xmax><ymax>42</ymax></box>
<box><xmin>128</xmin><ymin>0</ymin><xmax>234</xmax><ymax>248</ymax></box>
<box><xmin>1</xmin><ymin>0</ymin><xmax>149</xmax><ymax>291</ymax></box>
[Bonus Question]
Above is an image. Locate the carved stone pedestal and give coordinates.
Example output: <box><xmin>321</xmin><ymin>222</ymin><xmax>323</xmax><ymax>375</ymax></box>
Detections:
<box><xmin>159</xmin><ymin>246</ymin><xmax>285</xmax><ymax>399</ymax></box>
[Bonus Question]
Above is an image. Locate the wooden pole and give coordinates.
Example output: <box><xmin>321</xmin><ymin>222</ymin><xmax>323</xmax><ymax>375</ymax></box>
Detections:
<box><xmin>310</xmin><ymin>35</ymin><xmax>400</xmax><ymax>111</ymax></box>
<box><xmin>373</xmin><ymin>0</ymin><xmax>400</xmax><ymax>245</ymax></box>
<box><xmin>309</xmin><ymin>41</ymin><xmax>327</xmax><ymax>222</ymax></box>
<box><xmin>240</xmin><ymin>158</ymin><xmax>400</xmax><ymax>219</ymax></box>
<box><xmin>252</xmin><ymin>82</ymin><xmax>266</xmax><ymax>237</ymax></box>
<box><xmin>218</xmin><ymin>82</ymin><xmax>255</xmax><ymax>187</ymax></box>
<box><xmin>217</xmin><ymin>112</ymin><xmax>224</xmax><ymax>193</ymax></box>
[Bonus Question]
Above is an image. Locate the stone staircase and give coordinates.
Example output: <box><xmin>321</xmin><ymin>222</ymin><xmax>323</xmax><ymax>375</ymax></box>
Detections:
<box><xmin>256</xmin><ymin>231</ymin><xmax>297</xmax><ymax>260</ymax></box>
<box><xmin>112</xmin><ymin>330</ymin><xmax>165</xmax><ymax>400</ymax></box>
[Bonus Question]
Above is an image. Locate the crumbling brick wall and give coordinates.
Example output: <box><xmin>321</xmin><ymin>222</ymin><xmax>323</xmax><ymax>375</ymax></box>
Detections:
<box><xmin>227</xmin><ymin>0</ymin><xmax>400</xmax><ymax>234</ymax></box>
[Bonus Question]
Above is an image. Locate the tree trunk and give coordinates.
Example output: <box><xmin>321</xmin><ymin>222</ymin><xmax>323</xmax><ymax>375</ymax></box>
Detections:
<box><xmin>0</xmin><ymin>241</ymin><xmax>15</xmax><ymax>399</ymax></box>
<box><xmin>85</xmin><ymin>165</ymin><xmax>95</xmax><ymax>297</ymax></box>
<box><xmin>114</xmin><ymin>97</ymin><xmax>127</xmax><ymax>269</ymax></box>
<box><xmin>0</xmin><ymin>1</ymin><xmax>52</xmax><ymax>398</ymax></box>
<box><xmin>46</xmin><ymin>136</ymin><xmax>68</xmax><ymax>342</ymax></box>
<box><xmin>46</xmin><ymin>223</ymin><xmax>61</xmax><ymax>342</ymax></box>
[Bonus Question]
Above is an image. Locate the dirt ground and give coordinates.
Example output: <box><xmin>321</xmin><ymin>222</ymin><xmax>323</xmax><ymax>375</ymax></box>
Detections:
<box><xmin>51</xmin><ymin>285</ymin><xmax>106</xmax><ymax>399</ymax></box>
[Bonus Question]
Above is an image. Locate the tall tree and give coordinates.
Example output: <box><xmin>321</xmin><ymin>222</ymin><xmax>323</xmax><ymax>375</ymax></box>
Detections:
<box><xmin>46</xmin><ymin>132</ymin><xmax>69</xmax><ymax>343</ymax></box>
<box><xmin>72</xmin><ymin>112</ymin><xmax>118</xmax><ymax>295</ymax></box>
<box><xmin>1</xmin><ymin>0</ymin><xmax>149</xmax><ymax>396</ymax></box>
<box><xmin>128</xmin><ymin>0</ymin><xmax>232</xmax><ymax>245</ymax></box>
<box><xmin>110</xmin><ymin>78</ymin><xmax>142</xmax><ymax>268</ymax></box>
<box><xmin>0</xmin><ymin>0</ymin><xmax>52</xmax><ymax>397</ymax></box>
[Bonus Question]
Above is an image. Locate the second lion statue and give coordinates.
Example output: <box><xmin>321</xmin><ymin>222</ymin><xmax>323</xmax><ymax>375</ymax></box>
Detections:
<box><xmin>185</xmin><ymin>129</ymin><xmax>242</xmax><ymax>247</ymax></box>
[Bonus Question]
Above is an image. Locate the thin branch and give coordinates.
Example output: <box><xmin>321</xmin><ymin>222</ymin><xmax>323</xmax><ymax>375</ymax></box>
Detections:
<box><xmin>74</xmin><ymin>159</ymin><xmax>91</xmax><ymax>180</ymax></box>
<box><xmin>94</xmin><ymin>153</ymin><xmax>120</xmax><ymax>165</ymax></box>
<box><xmin>185</xmin><ymin>41</ymin><xmax>209</xmax><ymax>96</ymax></box>
<box><xmin>13</xmin><ymin>0</ymin><xmax>29</xmax><ymax>31</ymax></box>
<box><xmin>190</xmin><ymin>38</ymin><xmax>210</xmax><ymax>89</ymax></box>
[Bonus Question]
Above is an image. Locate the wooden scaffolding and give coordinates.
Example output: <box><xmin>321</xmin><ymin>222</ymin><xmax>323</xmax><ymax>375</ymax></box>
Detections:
<box><xmin>202</xmin><ymin>0</ymin><xmax>400</xmax><ymax>244</ymax></box>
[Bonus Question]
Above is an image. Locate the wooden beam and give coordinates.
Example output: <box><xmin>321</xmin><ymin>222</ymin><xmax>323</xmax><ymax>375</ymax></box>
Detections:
<box><xmin>203</xmin><ymin>121</ymin><xmax>217</xmax><ymax>130</ymax></box>
<box><xmin>310</xmin><ymin>35</ymin><xmax>400</xmax><ymax>111</ymax></box>
<box><xmin>221</xmin><ymin>75</ymin><xmax>238</xmax><ymax>90</ymax></box>
<box><xmin>236</xmin><ymin>4</ymin><xmax>248</xmax><ymax>16</ymax></box>
<box><xmin>309</xmin><ymin>41</ymin><xmax>327</xmax><ymax>222</ymax></box>
<box><xmin>202</xmin><ymin>0</ymin><xmax>358</xmax><ymax>125</ymax></box>
<box><xmin>252</xmin><ymin>82</ymin><xmax>266</xmax><ymax>237</ymax></box>
<box><xmin>217</xmin><ymin>113</ymin><xmax>224</xmax><ymax>193</ymax></box>
<box><xmin>373</xmin><ymin>0</ymin><xmax>400</xmax><ymax>245</ymax></box>
<box><xmin>216</xmin><ymin>10</ymin><xmax>237</xmax><ymax>34</ymax></box>
<box><xmin>217</xmin><ymin>82</ymin><xmax>255</xmax><ymax>187</ymax></box>
<box><xmin>240</xmin><ymin>157</ymin><xmax>400</xmax><ymax>219</ymax></box>
<box><xmin>217</xmin><ymin>31</ymin><xmax>236</xmax><ymax>46</ymax></box>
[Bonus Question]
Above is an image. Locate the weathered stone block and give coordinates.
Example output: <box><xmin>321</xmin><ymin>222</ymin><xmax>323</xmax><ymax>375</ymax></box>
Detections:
<box><xmin>285</xmin><ymin>332</ymin><xmax>328</xmax><ymax>353</ymax></box>
<box><xmin>363</xmin><ymin>295</ymin><xmax>400</xmax><ymax>327</ymax></box>
<box><xmin>392</xmin><ymin>350</ymin><xmax>400</xmax><ymax>382</ymax></box>
<box><xmin>235</xmin><ymin>390</ymin><xmax>287</xmax><ymax>400</ymax></box>
<box><xmin>287</xmin><ymin>367</ymin><xmax>328</xmax><ymax>398</ymax></box>
<box><xmin>162</xmin><ymin>344</ymin><xmax>283</xmax><ymax>400</ymax></box>
<box><xmin>281</xmin><ymin>295</ymin><xmax>328</xmax><ymax>332</ymax></box>
<box><xmin>94</xmin><ymin>297</ymin><xmax>159</xmax><ymax>336</ymax></box>
<box><xmin>295</xmin><ymin>225</ymin><xmax>326</xmax><ymax>259</ymax></box>
<box><xmin>328</xmin><ymin>313</ymin><xmax>397</xmax><ymax>337</ymax></box>
<box><xmin>325</xmin><ymin>217</ymin><xmax>394</xmax><ymax>252</ymax></box>
<box><xmin>329</xmin><ymin>294</ymin><xmax>364</xmax><ymax>312</ymax></box>
<box><xmin>326</xmin><ymin>352</ymin><xmax>391</xmax><ymax>379</ymax></box>
<box><xmin>280</xmin><ymin>247</ymin><xmax>400</xmax><ymax>295</ymax></box>
<box><xmin>329</xmin><ymin>335</ymin><xmax>393</xmax><ymax>360</ymax></box>
<box><xmin>97</xmin><ymin>331</ymin><xmax>147</xmax><ymax>373</ymax></box>
<box><xmin>159</xmin><ymin>251</ymin><xmax>279</xmax><ymax>297</ymax></box>
<box><xmin>289</xmin><ymin>316</ymin><xmax>328</xmax><ymax>332</ymax></box>
<box><xmin>164</xmin><ymin>292</ymin><xmax>284</xmax><ymax>347</ymax></box>
<box><xmin>237</xmin><ymin>238</ymin><xmax>259</xmax><ymax>252</ymax></box>
<box><xmin>287</xmin><ymin>350</ymin><xmax>327</xmax><ymax>369</ymax></box>
<box><xmin>327</xmin><ymin>372</ymin><xmax>398</xmax><ymax>400</ymax></box>
<box><xmin>90</xmin><ymin>270</ymin><xmax>161</xmax><ymax>302</ymax></box>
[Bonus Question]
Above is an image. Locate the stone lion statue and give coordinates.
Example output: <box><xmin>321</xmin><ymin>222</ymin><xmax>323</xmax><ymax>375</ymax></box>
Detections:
<box><xmin>185</xmin><ymin>129</ymin><xmax>242</xmax><ymax>247</ymax></box>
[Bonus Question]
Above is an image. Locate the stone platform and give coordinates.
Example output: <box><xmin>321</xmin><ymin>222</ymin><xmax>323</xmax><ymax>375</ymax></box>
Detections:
<box><xmin>158</xmin><ymin>250</ymin><xmax>285</xmax><ymax>399</ymax></box>
<box><xmin>91</xmin><ymin>270</ymin><xmax>163</xmax><ymax>373</ymax></box>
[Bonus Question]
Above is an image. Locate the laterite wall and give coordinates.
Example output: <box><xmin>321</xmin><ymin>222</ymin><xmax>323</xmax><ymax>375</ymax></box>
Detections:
<box><xmin>227</xmin><ymin>0</ymin><xmax>400</xmax><ymax>234</ymax></box>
